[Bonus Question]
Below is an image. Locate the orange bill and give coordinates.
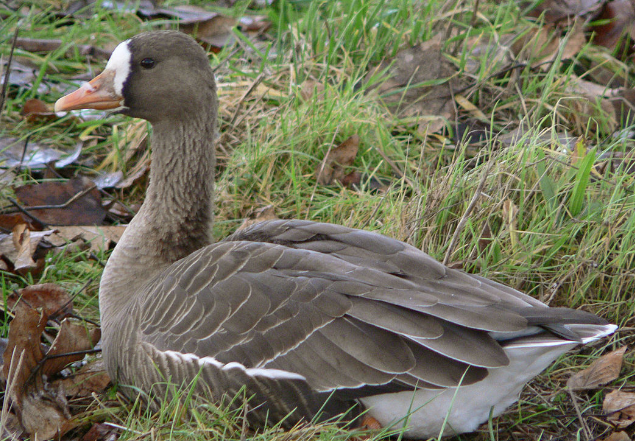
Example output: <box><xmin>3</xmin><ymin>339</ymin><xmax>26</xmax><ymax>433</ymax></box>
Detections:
<box><xmin>55</xmin><ymin>69</ymin><xmax>123</xmax><ymax>112</ymax></box>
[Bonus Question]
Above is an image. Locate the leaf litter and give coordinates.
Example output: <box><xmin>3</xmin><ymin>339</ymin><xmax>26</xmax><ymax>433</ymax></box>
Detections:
<box><xmin>1</xmin><ymin>290</ymin><xmax>107</xmax><ymax>440</ymax></box>
<box><xmin>567</xmin><ymin>346</ymin><xmax>627</xmax><ymax>390</ymax></box>
<box><xmin>366</xmin><ymin>35</ymin><xmax>458</xmax><ymax>134</ymax></box>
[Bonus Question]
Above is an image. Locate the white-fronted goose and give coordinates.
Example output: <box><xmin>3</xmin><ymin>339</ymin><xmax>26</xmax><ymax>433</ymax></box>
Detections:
<box><xmin>55</xmin><ymin>31</ymin><xmax>616</xmax><ymax>438</ymax></box>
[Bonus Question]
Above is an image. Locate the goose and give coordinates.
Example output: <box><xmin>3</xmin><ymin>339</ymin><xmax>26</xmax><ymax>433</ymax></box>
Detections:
<box><xmin>55</xmin><ymin>31</ymin><xmax>616</xmax><ymax>438</ymax></box>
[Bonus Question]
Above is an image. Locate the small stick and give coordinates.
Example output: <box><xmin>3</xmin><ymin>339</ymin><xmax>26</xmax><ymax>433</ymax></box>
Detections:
<box><xmin>567</xmin><ymin>388</ymin><xmax>592</xmax><ymax>441</ymax></box>
<box><xmin>229</xmin><ymin>73</ymin><xmax>266</xmax><ymax>127</ymax></box>
<box><xmin>2</xmin><ymin>184</ymin><xmax>98</xmax><ymax>216</ymax></box>
<box><xmin>7</xmin><ymin>197</ymin><xmax>47</xmax><ymax>228</ymax></box>
<box><xmin>0</xmin><ymin>27</ymin><xmax>18</xmax><ymax>115</ymax></box>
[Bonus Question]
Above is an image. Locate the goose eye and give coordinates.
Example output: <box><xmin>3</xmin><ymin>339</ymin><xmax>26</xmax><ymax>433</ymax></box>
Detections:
<box><xmin>140</xmin><ymin>58</ymin><xmax>155</xmax><ymax>69</ymax></box>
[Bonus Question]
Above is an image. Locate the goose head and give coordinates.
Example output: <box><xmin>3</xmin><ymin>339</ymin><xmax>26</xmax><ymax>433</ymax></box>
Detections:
<box><xmin>55</xmin><ymin>31</ymin><xmax>217</xmax><ymax>124</ymax></box>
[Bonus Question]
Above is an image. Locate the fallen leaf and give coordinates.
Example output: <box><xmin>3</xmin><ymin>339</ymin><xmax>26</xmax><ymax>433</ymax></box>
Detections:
<box><xmin>237</xmin><ymin>205</ymin><xmax>278</xmax><ymax>231</ymax></box>
<box><xmin>12</xmin><ymin>224</ymin><xmax>44</xmax><ymax>274</ymax></box>
<box><xmin>7</xmin><ymin>283</ymin><xmax>73</xmax><ymax>321</ymax></box>
<box><xmin>1</xmin><ymin>301</ymin><xmax>91</xmax><ymax>438</ymax></box>
<box><xmin>20</xmin><ymin>394</ymin><xmax>74</xmax><ymax>440</ymax></box>
<box><xmin>137</xmin><ymin>5</ymin><xmax>237</xmax><ymax>50</ymax></box>
<box><xmin>603</xmin><ymin>431</ymin><xmax>632</xmax><ymax>441</ymax></box>
<box><xmin>592</xmin><ymin>0</ymin><xmax>635</xmax><ymax>51</ymax></box>
<box><xmin>0</xmin><ymin>228</ymin><xmax>54</xmax><ymax>274</ymax></box>
<box><xmin>527</xmin><ymin>0</ymin><xmax>604</xmax><ymax>23</ymax></box>
<box><xmin>316</xmin><ymin>135</ymin><xmax>360</xmax><ymax>185</ymax></box>
<box><xmin>1</xmin><ymin>303</ymin><xmax>73</xmax><ymax>439</ymax></box>
<box><xmin>299</xmin><ymin>79</ymin><xmax>326</xmax><ymax>101</ymax></box>
<box><xmin>2</xmin><ymin>303</ymin><xmax>47</xmax><ymax>389</ymax></box>
<box><xmin>15</xmin><ymin>176</ymin><xmax>106</xmax><ymax>226</ymax></box>
<box><xmin>563</xmin><ymin>75</ymin><xmax>620</xmax><ymax>133</ymax></box>
<box><xmin>52</xmin><ymin>359</ymin><xmax>110</xmax><ymax>398</ymax></box>
<box><xmin>81</xmin><ymin>422</ymin><xmax>118</xmax><ymax>441</ymax></box>
<box><xmin>0</xmin><ymin>136</ymin><xmax>82</xmax><ymax>169</ymax></box>
<box><xmin>46</xmin><ymin>225</ymin><xmax>126</xmax><ymax>253</ymax></box>
<box><xmin>604</xmin><ymin>390</ymin><xmax>635</xmax><ymax>429</ymax></box>
<box><xmin>0</xmin><ymin>337</ymin><xmax>8</xmax><ymax>361</ymax></box>
<box><xmin>567</xmin><ymin>346</ymin><xmax>627</xmax><ymax>390</ymax></box>
<box><xmin>512</xmin><ymin>21</ymin><xmax>586</xmax><ymax>69</ymax></box>
<box><xmin>464</xmin><ymin>33</ymin><xmax>515</xmax><ymax>75</ymax></box>
<box><xmin>0</xmin><ymin>59</ymin><xmax>42</xmax><ymax>93</ymax></box>
<box><xmin>15</xmin><ymin>37</ymin><xmax>112</xmax><ymax>60</ymax></box>
<box><xmin>0</xmin><ymin>412</ymin><xmax>24</xmax><ymax>440</ymax></box>
<box><xmin>21</xmin><ymin>98</ymin><xmax>56</xmax><ymax>122</ymax></box>
<box><xmin>43</xmin><ymin>319</ymin><xmax>101</xmax><ymax>377</ymax></box>
<box><xmin>366</xmin><ymin>36</ymin><xmax>457</xmax><ymax>134</ymax></box>
<box><xmin>478</xmin><ymin>222</ymin><xmax>493</xmax><ymax>254</ymax></box>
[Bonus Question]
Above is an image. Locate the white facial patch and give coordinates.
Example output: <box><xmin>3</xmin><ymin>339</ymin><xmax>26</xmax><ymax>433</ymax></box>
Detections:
<box><xmin>105</xmin><ymin>39</ymin><xmax>132</xmax><ymax>96</ymax></box>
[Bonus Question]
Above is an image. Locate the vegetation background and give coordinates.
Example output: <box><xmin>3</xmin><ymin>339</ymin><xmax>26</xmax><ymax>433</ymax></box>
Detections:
<box><xmin>0</xmin><ymin>0</ymin><xmax>634</xmax><ymax>439</ymax></box>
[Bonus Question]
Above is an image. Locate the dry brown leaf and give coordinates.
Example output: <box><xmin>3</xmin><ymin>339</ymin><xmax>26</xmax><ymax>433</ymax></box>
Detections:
<box><xmin>15</xmin><ymin>176</ymin><xmax>106</xmax><ymax>226</ymax></box>
<box><xmin>21</xmin><ymin>98</ymin><xmax>56</xmax><ymax>122</ymax></box>
<box><xmin>52</xmin><ymin>359</ymin><xmax>110</xmax><ymax>398</ymax></box>
<box><xmin>237</xmin><ymin>205</ymin><xmax>278</xmax><ymax>231</ymax></box>
<box><xmin>81</xmin><ymin>422</ymin><xmax>119</xmax><ymax>441</ymax></box>
<box><xmin>567</xmin><ymin>346</ymin><xmax>627</xmax><ymax>390</ymax></box>
<box><xmin>0</xmin><ymin>212</ymin><xmax>36</xmax><ymax>231</ymax></box>
<box><xmin>15</xmin><ymin>37</ymin><xmax>112</xmax><ymax>60</ymax></box>
<box><xmin>366</xmin><ymin>36</ymin><xmax>457</xmax><ymax>134</ymax></box>
<box><xmin>139</xmin><ymin>5</ymin><xmax>237</xmax><ymax>49</ymax></box>
<box><xmin>1</xmin><ymin>302</ymin><xmax>90</xmax><ymax>438</ymax></box>
<box><xmin>299</xmin><ymin>79</ymin><xmax>326</xmax><ymax>101</ymax></box>
<box><xmin>12</xmin><ymin>223</ymin><xmax>40</xmax><ymax>273</ymax></box>
<box><xmin>610</xmin><ymin>89</ymin><xmax>635</xmax><ymax>127</ymax></box>
<box><xmin>593</xmin><ymin>0</ymin><xmax>635</xmax><ymax>51</ymax></box>
<box><xmin>0</xmin><ymin>412</ymin><xmax>24</xmax><ymax>440</ymax></box>
<box><xmin>478</xmin><ymin>222</ymin><xmax>493</xmax><ymax>254</ymax></box>
<box><xmin>316</xmin><ymin>135</ymin><xmax>360</xmax><ymax>185</ymax></box>
<box><xmin>0</xmin><ymin>228</ymin><xmax>54</xmax><ymax>274</ymax></box>
<box><xmin>7</xmin><ymin>283</ymin><xmax>73</xmax><ymax>321</ymax></box>
<box><xmin>563</xmin><ymin>75</ymin><xmax>620</xmax><ymax>133</ymax></box>
<box><xmin>2</xmin><ymin>303</ymin><xmax>47</xmax><ymax>388</ymax></box>
<box><xmin>512</xmin><ymin>22</ymin><xmax>586</xmax><ymax>69</ymax></box>
<box><xmin>464</xmin><ymin>34</ymin><xmax>515</xmax><ymax>75</ymax></box>
<box><xmin>604</xmin><ymin>390</ymin><xmax>635</xmax><ymax>429</ymax></box>
<box><xmin>2</xmin><ymin>303</ymin><xmax>74</xmax><ymax>439</ymax></box>
<box><xmin>47</xmin><ymin>225</ymin><xmax>126</xmax><ymax>253</ymax></box>
<box><xmin>527</xmin><ymin>0</ymin><xmax>604</xmax><ymax>23</ymax></box>
<box><xmin>43</xmin><ymin>319</ymin><xmax>100</xmax><ymax>377</ymax></box>
<box><xmin>603</xmin><ymin>431</ymin><xmax>632</xmax><ymax>441</ymax></box>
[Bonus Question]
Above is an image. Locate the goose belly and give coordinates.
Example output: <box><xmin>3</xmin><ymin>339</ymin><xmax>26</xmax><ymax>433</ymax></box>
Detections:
<box><xmin>359</xmin><ymin>343</ymin><xmax>577</xmax><ymax>438</ymax></box>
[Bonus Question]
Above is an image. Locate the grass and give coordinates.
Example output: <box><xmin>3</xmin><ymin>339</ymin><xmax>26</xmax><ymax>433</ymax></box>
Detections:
<box><xmin>1</xmin><ymin>0</ymin><xmax>634</xmax><ymax>439</ymax></box>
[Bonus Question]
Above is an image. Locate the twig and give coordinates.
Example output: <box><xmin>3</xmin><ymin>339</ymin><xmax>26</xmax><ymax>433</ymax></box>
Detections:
<box><xmin>7</xmin><ymin>197</ymin><xmax>47</xmax><ymax>228</ymax></box>
<box><xmin>229</xmin><ymin>73</ymin><xmax>266</xmax><ymax>127</ymax></box>
<box><xmin>567</xmin><ymin>388</ymin><xmax>592</xmax><ymax>441</ymax></box>
<box><xmin>18</xmin><ymin>135</ymin><xmax>31</xmax><ymax>172</ymax></box>
<box><xmin>2</xmin><ymin>184</ymin><xmax>98</xmax><ymax>218</ymax></box>
<box><xmin>442</xmin><ymin>159</ymin><xmax>492</xmax><ymax>265</ymax></box>
<box><xmin>0</xmin><ymin>27</ymin><xmax>19</xmax><ymax>116</ymax></box>
<box><xmin>43</xmin><ymin>348</ymin><xmax>102</xmax><ymax>360</ymax></box>
<box><xmin>26</xmin><ymin>348</ymin><xmax>102</xmax><ymax>387</ymax></box>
